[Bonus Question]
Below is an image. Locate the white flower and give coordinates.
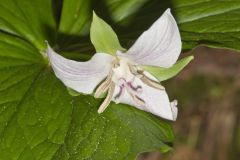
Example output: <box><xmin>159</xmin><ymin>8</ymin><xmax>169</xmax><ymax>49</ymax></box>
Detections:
<box><xmin>47</xmin><ymin>9</ymin><xmax>181</xmax><ymax>121</ymax></box>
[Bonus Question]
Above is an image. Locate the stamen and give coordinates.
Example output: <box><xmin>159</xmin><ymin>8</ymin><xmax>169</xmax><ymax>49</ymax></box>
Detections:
<box><xmin>128</xmin><ymin>90</ymin><xmax>145</xmax><ymax>106</ymax></box>
<box><xmin>128</xmin><ymin>63</ymin><xmax>165</xmax><ymax>90</ymax></box>
<box><xmin>140</xmin><ymin>75</ymin><xmax>165</xmax><ymax>90</ymax></box>
<box><xmin>132</xmin><ymin>95</ymin><xmax>145</xmax><ymax>106</ymax></box>
<box><xmin>112</xmin><ymin>58</ymin><xmax>120</xmax><ymax>68</ymax></box>
<box><xmin>98</xmin><ymin>83</ymin><xmax>115</xmax><ymax>113</ymax></box>
<box><xmin>95</xmin><ymin>58</ymin><xmax>121</xmax><ymax>98</ymax></box>
<box><xmin>128</xmin><ymin>64</ymin><xmax>139</xmax><ymax>75</ymax></box>
<box><xmin>94</xmin><ymin>71</ymin><xmax>113</xmax><ymax>98</ymax></box>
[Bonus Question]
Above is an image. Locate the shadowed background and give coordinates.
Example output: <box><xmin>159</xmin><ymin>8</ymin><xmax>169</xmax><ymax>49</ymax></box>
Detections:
<box><xmin>138</xmin><ymin>46</ymin><xmax>240</xmax><ymax>160</ymax></box>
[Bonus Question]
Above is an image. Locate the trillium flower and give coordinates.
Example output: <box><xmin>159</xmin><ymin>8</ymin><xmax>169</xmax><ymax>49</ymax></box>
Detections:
<box><xmin>47</xmin><ymin>9</ymin><xmax>188</xmax><ymax>121</ymax></box>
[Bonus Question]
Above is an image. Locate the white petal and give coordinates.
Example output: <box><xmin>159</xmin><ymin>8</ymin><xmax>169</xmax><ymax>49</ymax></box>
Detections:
<box><xmin>112</xmin><ymin>76</ymin><xmax>177</xmax><ymax>121</ymax></box>
<box><xmin>47</xmin><ymin>46</ymin><xmax>114</xmax><ymax>94</ymax></box>
<box><xmin>117</xmin><ymin>8</ymin><xmax>181</xmax><ymax>68</ymax></box>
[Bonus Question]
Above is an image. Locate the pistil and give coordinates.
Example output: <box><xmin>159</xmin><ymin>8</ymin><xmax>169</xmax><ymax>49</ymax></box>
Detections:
<box><xmin>140</xmin><ymin>75</ymin><xmax>165</xmax><ymax>90</ymax></box>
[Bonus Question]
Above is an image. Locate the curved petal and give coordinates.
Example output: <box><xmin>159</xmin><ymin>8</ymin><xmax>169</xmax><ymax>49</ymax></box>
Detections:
<box><xmin>117</xmin><ymin>8</ymin><xmax>181</xmax><ymax>68</ymax></box>
<box><xmin>47</xmin><ymin>45</ymin><xmax>114</xmax><ymax>94</ymax></box>
<box><xmin>112</xmin><ymin>75</ymin><xmax>177</xmax><ymax>121</ymax></box>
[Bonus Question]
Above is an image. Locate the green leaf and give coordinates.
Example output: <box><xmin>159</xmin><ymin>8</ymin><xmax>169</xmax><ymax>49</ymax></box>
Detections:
<box><xmin>59</xmin><ymin>0</ymin><xmax>92</xmax><ymax>36</ymax></box>
<box><xmin>142</xmin><ymin>56</ymin><xmax>194</xmax><ymax>81</ymax></box>
<box><xmin>173</xmin><ymin>0</ymin><xmax>240</xmax><ymax>52</ymax></box>
<box><xmin>53</xmin><ymin>96</ymin><xmax>174</xmax><ymax>159</ymax></box>
<box><xmin>0</xmin><ymin>26</ymin><xmax>173</xmax><ymax>159</ymax></box>
<box><xmin>104</xmin><ymin>0</ymin><xmax>149</xmax><ymax>23</ymax></box>
<box><xmin>55</xmin><ymin>0</ymin><xmax>94</xmax><ymax>56</ymax></box>
<box><xmin>0</xmin><ymin>0</ymin><xmax>56</xmax><ymax>50</ymax></box>
<box><xmin>0</xmin><ymin>69</ymin><xmax>74</xmax><ymax>160</ymax></box>
<box><xmin>90</xmin><ymin>12</ymin><xmax>124</xmax><ymax>55</ymax></box>
<box><xmin>114</xmin><ymin>0</ymin><xmax>240</xmax><ymax>52</ymax></box>
<box><xmin>0</xmin><ymin>32</ymin><xmax>73</xmax><ymax>159</ymax></box>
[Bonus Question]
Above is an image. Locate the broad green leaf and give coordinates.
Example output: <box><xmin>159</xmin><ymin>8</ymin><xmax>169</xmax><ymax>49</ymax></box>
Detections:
<box><xmin>0</xmin><ymin>20</ymin><xmax>174</xmax><ymax>159</ymax></box>
<box><xmin>174</xmin><ymin>0</ymin><xmax>240</xmax><ymax>51</ymax></box>
<box><xmin>52</xmin><ymin>96</ymin><xmax>174</xmax><ymax>160</ymax></box>
<box><xmin>90</xmin><ymin>12</ymin><xmax>124</xmax><ymax>55</ymax></box>
<box><xmin>104</xmin><ymin>0</ymin><xmax>149</xmax><ymax>23</ymax></box>
<box><xmin>0</xmin><ymin>0</ymin><xmax>56</xmax><ymax>50</ymax></box>
<box><xmin>114</xmin><ymin>0</ymin><xmax>240</xmax><ymax>52</ymax></box>
<box><xmin>56</xmin><ymin>0</ymin><xmax>95</xmax><ymax>57</ymax></box>
<box><xmin>0</xmin><ymin>69</ymin><xmax>73</xmax><ymax>160</ymax></box>
<box><xmin>142</xmin><ymin>56</ymin><xmax>194</xmax><ymax>82</ymax></box>
<box><xmin>0</xmin><ymin>33</ymin><xmax>73</xmax><ymax>159</ymax></box>
<box><xmin>59</xmin><ymin>0</ymin><xmax>92</xmax><ymax>36</ymax></box>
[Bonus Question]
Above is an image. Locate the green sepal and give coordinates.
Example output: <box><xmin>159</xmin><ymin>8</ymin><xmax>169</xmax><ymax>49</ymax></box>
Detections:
<box><xmin>142</xmin><ymin>55</ymin><xmax>194</xmax><ymax>81</ymax></box>
<box><xmin>90</xmin><ymin>11</ymin><xmax>125</xmax><ymax>55</ymax></box>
